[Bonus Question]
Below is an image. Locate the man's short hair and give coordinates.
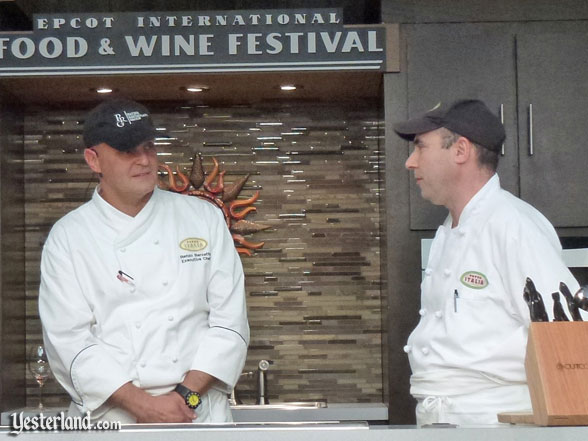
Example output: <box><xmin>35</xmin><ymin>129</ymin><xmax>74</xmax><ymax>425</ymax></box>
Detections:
<box><xmin>474</xmin><ymin>141</ymin><xmax>499</xmax><ymax>172</ymax></box>
<box><xmin>440</xmin><ymin>128</ymin><xmax>499</xmax><ymax>171</ymax></box>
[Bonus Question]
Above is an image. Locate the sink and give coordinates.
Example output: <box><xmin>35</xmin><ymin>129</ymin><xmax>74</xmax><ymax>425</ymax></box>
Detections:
<box><xmin>231</xmin><ymin>402</ymin><xmax>327</xmax><ymax>410</ymax></box>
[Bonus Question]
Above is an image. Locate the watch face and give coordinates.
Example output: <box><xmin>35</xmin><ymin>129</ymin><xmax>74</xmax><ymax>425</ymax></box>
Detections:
<box><xmin>187</xmin><ymin>392</ymin><xmax>201</xmax><ymax>409</ymax></box>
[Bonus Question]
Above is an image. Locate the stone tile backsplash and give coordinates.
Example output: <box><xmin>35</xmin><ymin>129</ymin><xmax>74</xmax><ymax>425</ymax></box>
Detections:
<box><xmin>24</xmin><ymin>99</ymin><xmax>385</xmax><ymax>406</ymax></box>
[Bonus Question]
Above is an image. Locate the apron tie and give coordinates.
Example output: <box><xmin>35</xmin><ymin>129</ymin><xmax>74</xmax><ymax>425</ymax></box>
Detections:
<box><xmin>422</xmin><ymin>395</ymin><xmax>453</xmax><ymax>423</ymax></box>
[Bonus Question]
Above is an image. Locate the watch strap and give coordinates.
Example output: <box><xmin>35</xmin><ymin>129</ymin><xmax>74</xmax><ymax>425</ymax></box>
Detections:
<box><xmin>174</xmin><ymin>383</ymin><xmax>202</xmax><ymax>409</ymax></box>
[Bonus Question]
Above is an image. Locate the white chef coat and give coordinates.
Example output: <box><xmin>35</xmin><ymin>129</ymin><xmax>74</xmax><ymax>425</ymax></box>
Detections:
<box><xmin>406</xmin><ymin>174</ymin><xmax>584</xmax><ymax>426</ymax></box>
<box><xmin>39</xmin><ymin>186</ymin><xmax>249</xmax><ymax>422</ymax></box>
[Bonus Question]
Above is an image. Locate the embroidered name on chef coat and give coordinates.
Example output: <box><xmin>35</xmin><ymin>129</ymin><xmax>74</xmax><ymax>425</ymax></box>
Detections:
<box><xmin>460</xmin><ymin>271</ymin><xmax>489</xmax><ymax>289</ymax></box>
<box><xmin>180</xmin><ymin>251</ymin><xmax>211</xmax><ymax>263</ymax></box>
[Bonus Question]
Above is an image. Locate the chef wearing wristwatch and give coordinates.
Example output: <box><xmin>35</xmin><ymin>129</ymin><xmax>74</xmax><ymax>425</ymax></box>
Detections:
<box><xmin>39</xmin><ymin>99</ymin><xmax>250</xmax><ymax>425</ymax></box>
<box><xmin>174</xmin><ymin>384</ymin><xmax>202</xmax><ymax>410</ymax></box>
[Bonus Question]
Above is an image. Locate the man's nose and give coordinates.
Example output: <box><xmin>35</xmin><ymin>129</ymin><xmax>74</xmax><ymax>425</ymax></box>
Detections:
<box><xmin>405</xmin><ymin>150</ymin><xmax>417</xmax><ymax>170</ymax></box>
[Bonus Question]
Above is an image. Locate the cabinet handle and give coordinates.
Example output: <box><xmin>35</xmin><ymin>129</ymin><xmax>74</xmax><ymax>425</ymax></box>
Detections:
<box><xmin>499</xmin><ymin>104</ymin><xmax>505</xmax><ymax>156</ymax></box>
<box><xmin>528</xmin><ymin>104</ymin><xmax>534</xmax><ymax>156</ymax></box>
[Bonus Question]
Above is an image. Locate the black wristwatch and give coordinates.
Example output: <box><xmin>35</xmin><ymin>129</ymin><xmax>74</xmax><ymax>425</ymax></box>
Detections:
<box><xmin>174</xmin><ymin>384</ymin><xmax>202</xmax><ymax>409</ymax></box>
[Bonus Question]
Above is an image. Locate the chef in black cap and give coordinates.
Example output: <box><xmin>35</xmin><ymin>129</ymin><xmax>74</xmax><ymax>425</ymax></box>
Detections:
<box><xmin>394</xmin><ymin>99</ymin><xmax>584</xmax><ymax>426</ymax></box>
<box><xmin>39</xmin><ymin>98</ymin><xmax>249</xmax><ymax>424</ymax></box>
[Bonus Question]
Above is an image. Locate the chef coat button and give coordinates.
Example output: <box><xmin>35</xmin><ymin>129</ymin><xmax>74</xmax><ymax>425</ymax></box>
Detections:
<box><xmin>130</xmin><ymin>287</ymin><xmax>136</xmax><ymax>293</ymax></box>
<box><xmin>135</xmin><ymin>322</ymin><xmax>141</xmax><ymax>329</ymax></box>
<box><xmin>168</xmin><ymin>315</ymin><xmax>174</xmax><ymax>321</ymax></box>
<box><xmin>172</xmin><ymin>357</ymin><xmax>178</xmax><ymax>363</ymax></box>
<box><xmin>435</xmin><ymin>311</ymin><xmax>443</xmax><ymax>319</ymax></box>
<box><xmin>419</xmin><ymin>308</ymin><xmax>427</xmax><ymax>316</ymax></box>
<box><xmin>162</xmin><ymin>280</ymin><xmax>168</xmax><ymax>286</ymax></box>
<box><xmin>421</xmin><ymin>347</ymin><xmax>430</xmax><ymax>355</ymax></box>
<box><xmin>154</xmin><ymin>240</ymin><xmax>159</xmax><ymax>245</ymax></box>
<box><xmin>425</xmin><ymin>269</ymin><xmax>432</xmax><ymax>276</ymax></box>
<box><xmin>403</xmin><ymin>345</ymin><xmax>412</xmax><ymax>354</ymax></box>
<box><xmin>458</xmin><ymin>229</ymin><xmax>466</xmax><ymax>237</ymax></box>
<box><xmin>120</xmin><ymin>248</ymin><xmax>126</xmax><ymax>253</ymax></box>
<box><xmin>140</xmin><ymin>362</ymin><xmax>146</xmax><ymax>368</ymax></box>
<box><xmin>443</xmin><ymin>269</ymin><xmax>451</xmax><ymax>277</ymax></box>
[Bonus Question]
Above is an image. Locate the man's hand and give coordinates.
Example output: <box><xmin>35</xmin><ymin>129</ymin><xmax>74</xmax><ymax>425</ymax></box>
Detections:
<box><xmin>135</xmin><ymin>392</ymin><xmax>196</xmax><ymax>423</ymax></box>
<box><xmin>108</xmin><ymin>382</ymin><xmax>196</xmax><ymax>423</ymax></box>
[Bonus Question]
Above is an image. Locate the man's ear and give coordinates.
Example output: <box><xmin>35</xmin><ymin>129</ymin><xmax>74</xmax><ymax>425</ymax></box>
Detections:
<box><xmin>84</xmin><ymin>148</ymin><xmax>101</xmax><ymax>174</ymax></box>
<box><xmin>453</xmin><ymin>136</ymin><xmax>472</xmax><ymax>165</ymax></box>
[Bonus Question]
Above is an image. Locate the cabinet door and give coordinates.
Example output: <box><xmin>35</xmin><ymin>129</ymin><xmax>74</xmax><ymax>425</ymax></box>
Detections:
<box><xmin>406</xmin><ymin>24</ymin><xmax>518</xmax><ymax>230</ymax></box>
<box><xmin>517</xmin><ymin>32</ymin><xmax>588</xmax><ymax>227</ymax></box>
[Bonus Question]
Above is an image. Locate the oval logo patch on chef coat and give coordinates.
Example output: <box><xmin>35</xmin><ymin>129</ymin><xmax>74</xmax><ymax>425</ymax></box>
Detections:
<box><xmin>179</xmin><ymin>237</ymin><xmax>208</xmax><ymax>251</ymax></box>
<box><xmin>460</xmin><ymin>271</ymin><xmax>489</xmax><ymax>289</ymax></box>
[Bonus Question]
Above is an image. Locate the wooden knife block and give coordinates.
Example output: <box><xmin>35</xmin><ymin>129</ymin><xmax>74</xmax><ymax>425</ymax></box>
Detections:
<box><xmin>525</xmin><ymin>322</ymin><xmax>588</xmax><ymax>426</ymax></box>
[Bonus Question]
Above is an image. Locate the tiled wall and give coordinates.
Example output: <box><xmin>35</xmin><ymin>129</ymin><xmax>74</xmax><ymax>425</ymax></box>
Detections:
<box><xmin>24</xmin><ymin>99</ymin><xmax>385</xmax><ymax>407</ymax></box>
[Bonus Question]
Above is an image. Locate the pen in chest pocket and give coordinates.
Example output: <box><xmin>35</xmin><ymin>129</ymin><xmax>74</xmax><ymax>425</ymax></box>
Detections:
<box><xmin>454</xmin><ymin>289</ymin><xmax>459</xmax><ymax>313</ymax></box>
<box><xmin>117</xmin><ymin>270</ymin><xmax>135</xmax><ymax>286</ymax></box>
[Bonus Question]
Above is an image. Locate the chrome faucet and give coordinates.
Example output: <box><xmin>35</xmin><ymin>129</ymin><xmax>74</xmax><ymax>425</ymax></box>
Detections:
<box><xmin>229</xmin><ymin>371</ymin><xmax>253</xmax><ymax>406</ymax></box>
<box><xmin>256</xmin><ymin>359</ymin><xmax>272</xmax><ymax>405</ymax></box>
<box><xmin>229</xmin><ymin>360</ymin><xmax>273</xmax><ymax>406</ymax></box>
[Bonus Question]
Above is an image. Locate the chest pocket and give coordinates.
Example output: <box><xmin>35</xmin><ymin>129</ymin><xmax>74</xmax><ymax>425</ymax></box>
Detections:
<box><xmin>450</xmin><ymin>282</ymin><xmax>516</xmax><ymax>335</ymax></box>
<box><xmin>456</xmin><ymin>286</ymin><xmax>492</xmax><ymax>303</ymax></box>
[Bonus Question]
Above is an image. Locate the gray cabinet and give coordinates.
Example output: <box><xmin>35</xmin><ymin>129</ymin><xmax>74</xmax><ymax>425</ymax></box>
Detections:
<box><xmin>517</xmin><ymin>32</ymin><xmax>588</xmax><ymax>227</ymax></box>
<box><xmin>405</xmin><ymin>24</ymin><xmax>518</xmax><ymax>230</ymax></box>
<box><xmin>405</xmin><ymin>24</ymin><xmax>588</xmax><ymax>230</ymax></box>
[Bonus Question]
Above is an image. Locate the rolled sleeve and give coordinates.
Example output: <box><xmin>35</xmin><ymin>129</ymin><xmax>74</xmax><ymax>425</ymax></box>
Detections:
<box><xmin>191</xmin><ymin>209</ymin><xmax>249</xmax><ymax>391</ymax></box>
<box><xmin>39</xmin><ymin>225</ymin><xmax>131</xmax><ymax>412</ymax></box>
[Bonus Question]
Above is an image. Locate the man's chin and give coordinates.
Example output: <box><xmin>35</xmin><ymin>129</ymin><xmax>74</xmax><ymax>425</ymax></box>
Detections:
<box><xmin>132</xmin><ymin>179</ymin><xmax>158</xmax><ymax>195</ymax></box>
<box><xmin>418</xmin><ymin>189</ymin><xmax>429</xmax><ymax>201</ymax></box>
<box><xmin>419</xmin><ymin>191</ymin><xmax>441</xmax><ymax>206</ymax></box>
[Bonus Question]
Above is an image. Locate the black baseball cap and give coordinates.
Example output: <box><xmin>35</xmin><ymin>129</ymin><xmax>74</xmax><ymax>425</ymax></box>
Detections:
<box><xmin>393</xmin><ymin>99</ymin><xmax>506</xmax><ymax>152</ymax></box>
<box><xmin>83</xmin><ymin>98</ymin><xmax>163</xmax><ymax>152</ymax></box>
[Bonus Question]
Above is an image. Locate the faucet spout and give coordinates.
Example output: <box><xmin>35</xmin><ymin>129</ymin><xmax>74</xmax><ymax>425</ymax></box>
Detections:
<box><xmin>229</xmin><ymin>370</ymin><xmax>253</xmax><ymax>406</ymax></box>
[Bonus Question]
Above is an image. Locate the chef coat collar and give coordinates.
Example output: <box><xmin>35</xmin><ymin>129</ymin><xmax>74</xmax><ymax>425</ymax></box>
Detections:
<box><xmin>91</xmin><ymin>185</ymin><xmax>159</xmax><ymax>235</ymax></box>
<box><xmin>446</xmin><ymin>173</ymin><xmax>500</xmax><ymax>230</ymax></box>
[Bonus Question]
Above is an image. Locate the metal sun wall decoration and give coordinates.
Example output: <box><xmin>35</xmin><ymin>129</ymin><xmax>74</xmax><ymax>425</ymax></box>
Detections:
<box><xmin>158</xmin><ymin>153</ymin><xmax>269</xmax><ymax>256</ymax></box>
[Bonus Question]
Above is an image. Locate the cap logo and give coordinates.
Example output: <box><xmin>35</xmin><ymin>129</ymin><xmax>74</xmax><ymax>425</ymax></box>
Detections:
<box><xmin>460</xmin><ymin>271</ymin><xmax>489</xmax><ymax>289</ymax></box>
<box><xmin>114</xmin><ymin>111</ymin><xmax>149</xmax><ymax>128</ymax></box>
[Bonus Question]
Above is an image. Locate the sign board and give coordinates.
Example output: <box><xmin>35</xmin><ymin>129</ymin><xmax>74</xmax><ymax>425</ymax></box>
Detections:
<box><xmin>0</xmin><ymin>9</ymin><xmax>388</xmax><ymax>76</ymax></box>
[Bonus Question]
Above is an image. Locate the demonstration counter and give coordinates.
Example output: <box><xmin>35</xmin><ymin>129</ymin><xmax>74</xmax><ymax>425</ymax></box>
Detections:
<box><xmin>1</xmin><ymin>422</ymin><xmax>588</xmax><ymax>441</ymax></box>
<box><xmin>1</xmin><ymin>403</ymin><xmax>388</xmax><ymax>426</ymax></box>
